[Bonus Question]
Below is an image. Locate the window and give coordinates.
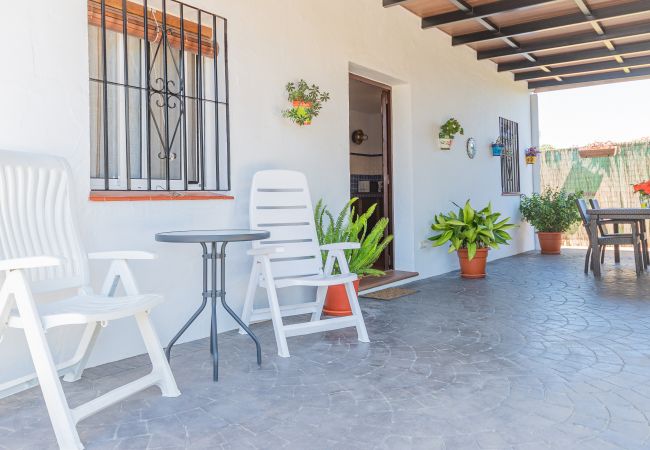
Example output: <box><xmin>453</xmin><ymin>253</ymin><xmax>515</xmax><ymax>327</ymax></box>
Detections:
<box><xmin>499</xmin><ymin>117</ymin><xmax>520</xmax><ymax>194</ymax></box>
<box><xmin>88</xmin><ymin>0</ymin><xmax>230</xmax><ymax>191</ymax></box>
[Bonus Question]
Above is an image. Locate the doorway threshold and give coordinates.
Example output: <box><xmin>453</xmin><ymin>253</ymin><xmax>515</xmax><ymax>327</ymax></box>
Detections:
<box><xmin>359</xmin><ymin>270</ymin><xmax>418</xmax><ymax>291</ymax></box>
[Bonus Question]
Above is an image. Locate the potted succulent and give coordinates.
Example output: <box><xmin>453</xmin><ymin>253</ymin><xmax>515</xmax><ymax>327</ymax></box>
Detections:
<box><xmin>315</xmin><ymin>198</ymin><xmax>393</xmax><ymax>316</ymax></box>
<box><xmin>519</xmin><ymin>188</ymin><xmax>582</xmax><ymax>254</ymax></box>
<box><xmin>439</xmin><ymin>118</ymin><xmax>464</xmax><ymax>150</ymax></box>
<box><xmin>282</xmin><ymin>79</ymin><xmax>330</xmax><ymax>126</ymax></box>
<box><xmin>429</xmin><ymin>201</ymin><xmax>514</xmax><ymax>278</ymax></box>
<box><xmin>491</xmin><ymin>137</ymin><xmax>504</xmax><ymax>156</ymax></box>
<box><xmin>525</xmin><ymin>146</ymin><xmax>540</xmax><ymax>164</ymax></box>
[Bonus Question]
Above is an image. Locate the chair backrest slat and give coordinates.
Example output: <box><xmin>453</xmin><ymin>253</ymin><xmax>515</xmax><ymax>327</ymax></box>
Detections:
<box><xmin>0</xmin><ymin>150</ymin><xmax>89</xmax><ymax>293</ymax></box>
<box><xmin>576</xmin><ymin>198</ymin><xmax>590</xmax><ymax>228</ymax></box>
<box><xmin>250</xmin><ymin>171</ymin><xmax>323</xmax><ymax>279</ymax></box>
<box><xmin>589</xmin><ymin>198</ymin><xmax>607</xmax><ymax>235</ymax></box>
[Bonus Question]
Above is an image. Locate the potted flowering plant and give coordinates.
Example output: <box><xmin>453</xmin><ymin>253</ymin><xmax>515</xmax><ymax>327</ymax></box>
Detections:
<box><xmin>633</xmin><ymin>181</ymin><xmax>650</xmax><ymax>208</ymax></box>
<box><xmin>438</xmin><ymin>118</ymin><xmax>464</xmax><ymax>150</ymax></box>
<box><xmin>282</xmin><ymin>79</ymin><xmax>330</xmax><ymax>126</ymax></box>
<box><xmin>491</xmin><ymin>137</ymin><xmax>504</xmax><ymax>156</ymax></box>
<box><xmin>525</xmin><ymin>146</ymin><xmax>540</xmax><ymax>164</ymax></box>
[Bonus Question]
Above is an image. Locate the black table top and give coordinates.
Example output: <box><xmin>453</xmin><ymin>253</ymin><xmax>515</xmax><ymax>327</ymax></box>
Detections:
<box><xmin>155</xmin><ymin>229</ymin><xmax>270</xmax><ymax>243</ymax></box>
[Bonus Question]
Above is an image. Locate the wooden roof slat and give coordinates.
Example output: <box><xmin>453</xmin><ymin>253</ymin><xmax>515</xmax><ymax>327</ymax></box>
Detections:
<box><xmin>478</xmin><ymin>21</ymin><xmax>650</xmax><ymax>60</ymax></box>
<box><xmin>422</xmin><ymin>0</ymin><xmax>560</xmax><ymax>28</ymax></box>
<box><xmin>452</xmin><ymin>0</ymin><xmax>650</xmax><ymax>46</ymax></box>
<box><xmin>515</xmin><ymin>54</ymin><xmax>650</xmax><ymax>80</ymax></box>
<box><xmin>528</xmin><ymin>65</ymin><xmax>650</xmax><ymax>88</ymax></box>
<box><xmin>498</xmin><ymin>39</ymin><xmax>650</xmax><ymax>71</ymax></box>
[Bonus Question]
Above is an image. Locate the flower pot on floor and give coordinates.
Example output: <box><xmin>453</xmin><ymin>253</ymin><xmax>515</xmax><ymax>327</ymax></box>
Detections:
<box><xmin>537</xmin><ymin>232</ymin><xmax>562</xmax><ymax>254</ymax></box>
<box><xmin>457</xmin><ymin>248</ymin><xmax>488</xmax><ymax>279</ymax></box>
<box><xmin>323</xmin><ymin>279</ymin><xmax>360</xmax><ymax>316</ymax></box>
<box><xmin>439</xmin><ymin>137</ymin><xmax>453</xmax><ymax>150</ymax></box>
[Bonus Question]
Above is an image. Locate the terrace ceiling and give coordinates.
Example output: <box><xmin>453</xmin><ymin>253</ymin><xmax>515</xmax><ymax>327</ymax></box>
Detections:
<box><xmin>384</xmin><ymin>0</ymin><xmax>650</xmax><ymax>91</ymax></box>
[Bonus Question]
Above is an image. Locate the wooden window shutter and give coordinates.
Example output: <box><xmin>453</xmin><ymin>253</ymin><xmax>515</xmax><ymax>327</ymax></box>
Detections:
<box><xmin>87</xmin><ymin>0</ymin><xmax>217</xmax><ymax>57</ymax></box>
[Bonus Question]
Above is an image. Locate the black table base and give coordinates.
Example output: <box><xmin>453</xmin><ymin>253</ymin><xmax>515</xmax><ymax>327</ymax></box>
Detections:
<box><xmin>164</xmin><ymin>241</ymin><xmax>261</xmax><ymax>381</ymax></box>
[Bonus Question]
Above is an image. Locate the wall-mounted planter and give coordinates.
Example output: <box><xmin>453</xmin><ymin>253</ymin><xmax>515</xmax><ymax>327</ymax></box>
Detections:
<box><xmin>525</xmin><ymin>156</ymin><xmax>537</xmax><ymax>164</ymax></box>
<box><xmin>291</xmin><ymin>100</ymin><xmax>313</xmax><ymax>125</ymax></box>
<box><xmin>491</xmin><ymin>144</ymin><xmax>503</xmax><ymax>156</ymax></box>
<box><xmin>578</xmin><ymin>145</ymin><xmax>618</xmax><ymax>158</ymax></box>
<box><xmin>439</xmin><ymin>137</ymin><xmax>453</xmax><ymax>150</ymax></box>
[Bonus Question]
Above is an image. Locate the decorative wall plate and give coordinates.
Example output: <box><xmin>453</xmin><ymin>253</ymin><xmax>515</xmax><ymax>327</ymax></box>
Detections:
<box><xmin>466</xmin><ymin>138</ymin><xmax>476</xmax><ymax>159</ymax></box>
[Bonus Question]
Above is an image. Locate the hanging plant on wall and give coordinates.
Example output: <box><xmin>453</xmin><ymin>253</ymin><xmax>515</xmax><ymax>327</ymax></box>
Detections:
<box><xmin>282</xmin><ymin>80</ymin><xmax>330</xmax><ymax>126</ymax></box>
<box><xmin>438</xmin><ymin>118</ymin><xmax>464</xmax><ymax>150</ymax></box>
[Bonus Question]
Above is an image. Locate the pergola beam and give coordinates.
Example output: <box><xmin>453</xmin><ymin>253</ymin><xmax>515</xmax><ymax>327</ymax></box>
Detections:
<box><xmin>382</xmin><ymin>0</ymin><xmax>411</xmax><ymax>6</ymax></box>
<box><xmin>529</xmin><ymin>66</ymin><xmax>650</xmax><ymax>89</ymax></box>
<box><xmin>498</xmin><ymin>40</ymin><xmax>650</xmax><ymax>72</ymax></box>
<box><xmin>452</xmin><ymin>1</ymin><xmax>650</xmax><ymax>46</ymax></box>
<box><xmin>515</xmin><ymin>55</ymin><xmax>650</xmax><ymax>81</ymax></box>
<box><xmin>477</xmin><ymin>22</ymin><xmax>650</xmax><ymax>60</ymax></box>
<box><xmin>422</xmin><ymin>0</ymin><xmax>559</xmax><ymax>28</ymax></box>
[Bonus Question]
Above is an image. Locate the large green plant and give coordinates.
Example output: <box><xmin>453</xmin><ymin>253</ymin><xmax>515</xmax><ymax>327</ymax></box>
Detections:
<box><xmin>315</xmin><ymin>198</ymin><xmax>393</xmax><ymax>277</ymax></box>
<box><xmin>519</xmin><ymin>188</ymin><xmax>583</xmax><ymax>232</ymax></box>
<box><xmin>429</xmin><ymin>201</ymin><xmax>515</xmax><ymax>260</ymax></box>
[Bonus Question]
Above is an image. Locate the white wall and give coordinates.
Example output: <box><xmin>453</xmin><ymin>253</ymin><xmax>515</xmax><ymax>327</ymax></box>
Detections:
<box><xmin>0</xmin><ymin>0</ymin><xmax>534</xmax><ymax>380</ymax></box>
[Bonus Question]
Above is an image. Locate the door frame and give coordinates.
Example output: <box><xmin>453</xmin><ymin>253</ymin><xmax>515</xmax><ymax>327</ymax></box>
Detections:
<box><xmin>349</xmin><ymin>74</ymin><xmax>394</xmax><ymax>270</ymax></box>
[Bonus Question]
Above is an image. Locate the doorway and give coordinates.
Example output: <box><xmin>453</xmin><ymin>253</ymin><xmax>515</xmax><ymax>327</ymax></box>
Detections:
<box><xmin>348</xmin><ymin>74</ymin><xmax>394</xmax><ymax>271</ymax></box>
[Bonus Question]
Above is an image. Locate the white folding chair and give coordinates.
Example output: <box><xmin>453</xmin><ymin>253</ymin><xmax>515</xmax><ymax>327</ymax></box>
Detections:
<box><xmin>239</xmin><ymin>170</ymin><xmax>369</xmax><ymax>357</ymax></box>
<box><xmin>0</xmin><ymin>150</ymin><xmax>179</xmax><ymax>449</ymax></box>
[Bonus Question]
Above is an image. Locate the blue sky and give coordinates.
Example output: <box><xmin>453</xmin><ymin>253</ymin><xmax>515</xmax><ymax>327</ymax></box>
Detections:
<box><xmin>537</xmin><ymin>78</ymin><xmax>650</xmax><ymax>148</ymax></box>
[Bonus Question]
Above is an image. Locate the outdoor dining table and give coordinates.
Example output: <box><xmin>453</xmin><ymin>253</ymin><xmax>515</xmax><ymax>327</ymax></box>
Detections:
<box><xmin>155</xmin><ymin>229</ymin><xmax>270</xmax><ymax>381</ymax></box>
<box><xmin>587</xmin><ymin>208</ymin><xmax>650</xmax><ymax>278</ymax></box>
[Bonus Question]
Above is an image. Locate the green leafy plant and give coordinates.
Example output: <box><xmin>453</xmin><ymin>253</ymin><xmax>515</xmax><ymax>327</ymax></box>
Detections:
<box><xmin>282</xmin><ymin>80</ymin><xmax>330</xmax><ymax>126</ymax></box>
<box><xmin>519</xmin><ymin>188</ymin><xmax>583</xmax><ymax>232</ymax></box>
<box><xmin>315</xmin><ymin>198</ymin><xmax>393</xmax><ymax>277</ymax></box>
<box><xmin>429</xmin><ymin>201</ymin><xmax>515</xmax><ymax>260</ymax></box>
<box><xmin>439</xmin><ymin>118</ymin><xmax>464</xmax><ymax>139</ymax></box>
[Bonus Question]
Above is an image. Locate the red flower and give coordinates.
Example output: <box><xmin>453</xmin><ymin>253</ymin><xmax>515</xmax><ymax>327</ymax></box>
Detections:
<box><xmin>634</xmin><ymin>181</ymin><xmax>650</xmax><ymax>195</ymax></box>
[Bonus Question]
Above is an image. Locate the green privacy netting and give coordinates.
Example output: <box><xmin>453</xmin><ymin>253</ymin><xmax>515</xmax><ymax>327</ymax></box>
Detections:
<box><xmin>541</xmin><ymin>140</ymin><xmax>650</xmax><ymax>246</ymax></box>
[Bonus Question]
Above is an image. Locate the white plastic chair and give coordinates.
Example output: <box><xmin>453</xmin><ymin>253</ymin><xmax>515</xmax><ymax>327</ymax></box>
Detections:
<box><xmin>239</xmin><ymin>170</ymin><xmax>369</xmax><ymax>357</ymax></box>
<box><xmin>0</xmin><ymin>150</ymin><xmax>179</xmax><ymax>449</ymax></box>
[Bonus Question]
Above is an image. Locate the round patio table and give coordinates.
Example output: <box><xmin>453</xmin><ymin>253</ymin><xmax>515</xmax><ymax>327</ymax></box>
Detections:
<box><xmin>155</xmin><ymin>229</ymin><xmax>270</xmax><ymax>381</ymax></box>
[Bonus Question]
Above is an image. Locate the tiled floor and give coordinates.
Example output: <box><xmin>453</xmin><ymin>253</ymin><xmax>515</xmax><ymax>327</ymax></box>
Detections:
<box><xmin>2</xmin><ymin>250</ymin><xmax>650</xmax><ymax>449</ymax></box>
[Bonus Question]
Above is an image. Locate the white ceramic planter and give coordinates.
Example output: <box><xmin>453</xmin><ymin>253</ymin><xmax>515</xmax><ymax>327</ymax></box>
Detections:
<box><xmin>439</xmin><ymin>137</ymin><xmax>453</xmax><ymax>150</ymax></box>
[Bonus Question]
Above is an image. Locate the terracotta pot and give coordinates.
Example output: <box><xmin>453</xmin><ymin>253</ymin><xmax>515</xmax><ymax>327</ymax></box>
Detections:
<box><xmin>537</xmin><ymin>232</ymin><xmax>562</xmax><ymax>254</ymax></box>
<box><xmin>525</xmin><ymin>155</ymin><xmax>537</xmax><ymax>164</ymax></box>
<box><xmin>439</xmin><ymin>137</ymin><xmax>453</xmax><ymax>150</ymax></box>
<box><xmin>323</xmin><ymin>279</ymin><xmax>359</xmax><ymax>316</ymax></box>
<box><xmin>292</xmin><ymin>100</ymin><xmax>312</xmax><ymax>125</ymax></box>
<box><xmin>457</xmin><ymin>248</ymin><xmax>488</xmax><ymax>279</ymax></box>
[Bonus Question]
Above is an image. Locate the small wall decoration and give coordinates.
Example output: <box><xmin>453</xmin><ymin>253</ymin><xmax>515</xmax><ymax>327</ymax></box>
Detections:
<box><xmin>466</xmin><ymin>138</ymin><xmax>476</xmax><ymax>159</ymax></box>
<box><xmin>282</xmin><ymin>79</ymin><xmax>330</xmax><ymax>126</ymax></box>
<box><xmin>438</xmin><ymin>118</ymin><xmax>464</xmax><ymax>150</ymax></box>
<box><xmin>525</xmin><ymin>146</ymin><xmax>540</xmax><ymax>164</ymax></box>
<box><xmin>491</xmin><ymin>137</ymin><xmax>504</xmax><ymax>156</ymax></box>
<box><xmin>351</xmin><ymin>129</ymin><xmax>369</xmax><ymax>145</ymax></box>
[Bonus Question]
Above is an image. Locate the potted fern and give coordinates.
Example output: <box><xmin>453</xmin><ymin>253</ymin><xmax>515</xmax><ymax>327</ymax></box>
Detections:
<box><xmin>282</xmin><ymin>79</ymin><xmax>330</xmax><ymax>126</ymax></box>
<box><xmin>315</xmin><ymin>198</ymin><xmax>393</xmax><ymax>316</ymax></box>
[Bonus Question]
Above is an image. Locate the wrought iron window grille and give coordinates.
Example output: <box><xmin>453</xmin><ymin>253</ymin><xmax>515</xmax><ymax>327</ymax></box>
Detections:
<box><xmin>88</xmin><ymin>0</ymin><xmax>230</xmax><ymax>192</ymax></box>
<box><xmin>499</xmin><ymin>117</ymin><xmax>520</xmax><ymax>194</ymax></box>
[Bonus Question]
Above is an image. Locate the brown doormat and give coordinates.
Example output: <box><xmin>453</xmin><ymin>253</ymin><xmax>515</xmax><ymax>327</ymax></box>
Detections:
<box><xmin>361</xmin><ymin>288</ymin><xmax>418</xmax><ymax>301</ymax></box>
